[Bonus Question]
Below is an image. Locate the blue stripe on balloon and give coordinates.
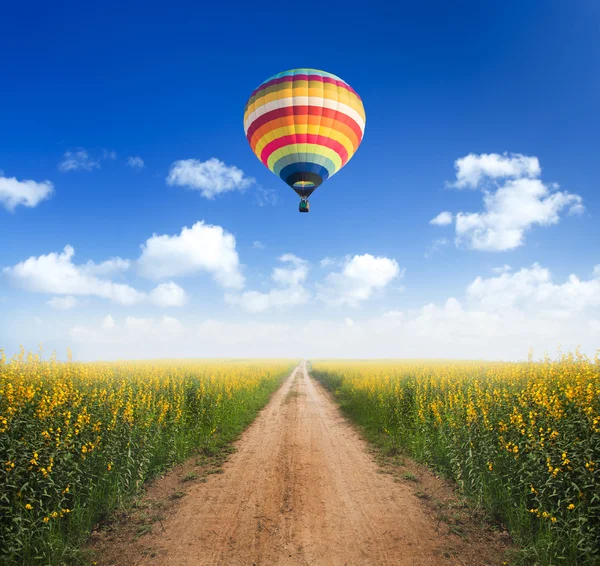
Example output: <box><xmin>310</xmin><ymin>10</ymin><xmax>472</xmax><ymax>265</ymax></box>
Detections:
<box><xmin>273</xmin><ymin>154</ymin><xmax>335</xmax><ymax>177</ymax></box>
<box><xmin>278</xmin><ymin>162</ymin><xmax>330</xmax><ymax>185</ymax></box>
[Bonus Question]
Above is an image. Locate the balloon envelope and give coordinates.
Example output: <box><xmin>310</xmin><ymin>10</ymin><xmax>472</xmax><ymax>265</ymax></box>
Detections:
<box><xmin>244</xmin><ymin>69</ymin><xmax>366</xmax><ymax>198</ymax></box>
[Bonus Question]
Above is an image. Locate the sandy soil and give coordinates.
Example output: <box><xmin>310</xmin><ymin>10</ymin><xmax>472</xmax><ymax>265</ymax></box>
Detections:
<box><xmin>92</xmin><ymin>362</ymin><xmax>510</xmax><ymax>566</ymax></box>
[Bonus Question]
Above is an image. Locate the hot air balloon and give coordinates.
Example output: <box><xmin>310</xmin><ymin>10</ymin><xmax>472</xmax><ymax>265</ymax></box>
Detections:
<box><xmin>243</xmin><ymin>69</ymin><xmax>366</xmax><ymax>212</ymax></box>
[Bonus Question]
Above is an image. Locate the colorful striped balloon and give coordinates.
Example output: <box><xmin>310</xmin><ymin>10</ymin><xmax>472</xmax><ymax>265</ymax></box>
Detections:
<box><xmin>244</xmin><ymin>69</ymin><xmax>366</xmax><ymax>200</ymax></box>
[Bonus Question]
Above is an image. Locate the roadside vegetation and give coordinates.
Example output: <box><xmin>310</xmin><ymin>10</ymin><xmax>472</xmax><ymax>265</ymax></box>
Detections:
<box><xmin>311</xmin><ymin>351</ymin><xmax>600</xmax><ymax>565</ymax></box>
<box><xmin>0</xmin><ymin>347</ymin><xmax>293</xmax><ymax>565</ymax></box>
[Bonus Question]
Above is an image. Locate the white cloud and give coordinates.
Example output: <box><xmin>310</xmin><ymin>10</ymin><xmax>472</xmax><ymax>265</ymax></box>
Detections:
<box><xmin>149</xmin><ymin>282</ymin><xmax>188</xmax><ymax>307</ymax></box>
<box><xmin>318</xmin><ymin>254</ymin><xmax>402</xmax><ymax>306</ymax></box>
<box><xmin>429</xmin><ymin>211</ymin><xmax>453</xmax><ymax>225</ymax></box>
<box><xmin>255</xmin><ymin>186</ymin><xmax>278</xmax><ymax>206</ymax></box>
<box><xmin>424</xmin><ymin>238</ymin><xmax>449</xmax><ymax>259</ymax></box>
<box><xmin>225</xmin><ymin>286</ymin><xmax>310</xmax><ymax>313</ymax></box>
<box><xmin>252</xmin><ymin>241</ymin><xmax>265</xmax><ymax>249</ymax></box>
<box><xmin>492</xmin><ymin>264</ymin><xmax>512</xmax><ymax>274</ymax></box>
<box><xmin>320</xmin><ymin>257</ymin><xmax>335</xmax><ymax>268</ymax></box>
<box><xmin>47</xmin><ymin>296</ymin><xmax>79</xmax><ymax>310</ymax></box>
<box><xmin>167</xmin><ymin>158</ymin><xmax>255</xmax><ymax>199</ymax></box>
<box><xmin>137</xmin><ymin>221</ymin><xmax>244</xmax><ymax>289</ymax></box>
<box><xmin>438</xmin><ymin>153</ymin><xmax>583</xmax><ymax>251</ymax></box>
<box><xmin>3</xmin><ymin>245</ymin><xmax>185</xmax><ymax>307</ymax></box>
<box><xmin>0</xmin><ymin>175</ymin><xmax>54</xmax><ymax>212</ymax></box>
<box><xmin>454</xmin><ymin>178</ymin><xmax>583</xmax><ymax>251</ymax></box>
<box><xmin>451</xmin><ymin>152</ymin><xmax>541</xmax><ymax>189</ymax></box>
<box><xmin>58</xmin><ymin>150</ymin><xmax>100</xmax><ymax>172</ymax></box>
<box><xmin>466</xmin><ymin>263</ymin><xmax>600</xmax><ymax>314</ymax></box>
<box><xmin>71</xmin><ymin>315</ymin><xmax>185</xmax><ymax>351</ymax></box>
<box><xmin>55</xmin><ymin>261</ymin><xmax>600</xmax><ymax>361</ymax></box>
<box><xmin>81</xmin><ymin>257</ymin><xmax>130</xmax><ymax>276</ymax></box>
<box><xmin>225</xmin><ymin>254</ymin><xmax>310</xmax><ymax>313</ymax></box>
<box><xmin>127</xmin><ymin>156</ymin><xmax>144</xmax><ymax>169</ymax></box>
<box><xmin>3</xmin><ymin>246</ymin><xmax>144</xmax><ymax>305</ymax></box>
<box><xmin>383</xmin><ymin>310</ymin><xmax>404</xmax><ymax>318</ymax></box>
<box><xmin>594</xmin><ymin>265</ymin><xmax>600</xmax><ymax>278</ymax></box>
<box><xmin>272</xmin><ymin>254</ymin><xmax>309</xmax><ymax>286</ymax></box>
<box><xmin>69</xmin><ymin>317</ymin><xmax>287</xmax><ymax>359</ymax></box>
<box><xmin>102</xmin><ymin>315</ymin><xmax>116</xmax><ymax>329</ymax></box>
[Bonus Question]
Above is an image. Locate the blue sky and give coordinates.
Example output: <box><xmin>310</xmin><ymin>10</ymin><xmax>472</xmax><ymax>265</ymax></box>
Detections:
<box><xmin>1</xmin><ymin>0</ymin><xmax>599</xmax><ymax>360</ymax></box>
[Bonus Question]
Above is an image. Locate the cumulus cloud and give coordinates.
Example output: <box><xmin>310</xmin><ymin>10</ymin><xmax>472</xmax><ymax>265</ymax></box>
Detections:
<box><xmin>272</xmin><ymin>254</ymin><xmax>309</xmax><ymax>286</ymax></box>
<box><xmin>3</xmin><ymin>245</ymin><xmax>185</xmax><ymax>307</ymax></box>
<box><xmin>148</xmin><ymin>282</ymin><xmax>188</xmax><ymax>307</ymax></box>
<box><xmin>58</xmin><ymin>150</ymin><xmax>100</xmax><ymax>172</ymax></box>
<box><xmin>3</xmin><ymin>246</ymin><xmax>144</xmax><ymax>305</ymax></box>
<box><xmin>454</xmin><ymin>178</ymin><xmax>583</xmax><ymax>251</ymax></box>
<box><xmin>466</xmin><ymin>263</ymin><xmax>600</xmax><ymax>315</ymax></box>
<box><xmin>451</xmin><ymin>152</ymin><xmax>541</xmax><ymax>189</ymax></box>
<box><xmin>80</xmin><ymin>257</ymin><xmax>130</xmax><ymax>277</ymax></box>
<box><xmin>167</xmin><ymin>158</ymin><xmax>255</xmax><ymax>199</ymax></box>
<box><xmin>432</xmin><ymin>153</ymin><xmax>583</xmax><ymax>251</ymax></box>
<box><xmin>127</xmin><ymin>156</ymin><xmax>144</xmax><ymax>169</ymax></box>
<box><xmin>252</xmin><ymin>241</ymin><xmax>265</xmax><ymax>249</ymax></box>
<box><xmin>50</xmin><ymin>260</ymin><xmax>600</xmax><ymax>360</ymax></box>
<box><xmin>61</xmin><ymin>259</ymin><xmax>600</xmax><ymax>361</ymax></box>
<box><xmin>318</xmin><ymin>254</ymin><xmax>402</xmax><ymax>306</ymax></box>
<box><xmin>137</xmin><ymin>221</ymin><xmax>244</xmax><ymax>289</ymax></box>
<box><xmin>47</xmin><ymin>296</ymin><xmax>79</xmax><ymax>310</ymax></box>
<box><xmin>0</xmin><ymin>174</ymin><xmax>54</xmax><ymax>212</ymax></box>
<box><xmin>225</xmin><ymin>254</ymin><xmax>310</xmax><ymax>313</ymax></box>
<box><xmin>429</xmin><ymin>211</ymin><xmax>453</xmax><ymax>225</ymax></box>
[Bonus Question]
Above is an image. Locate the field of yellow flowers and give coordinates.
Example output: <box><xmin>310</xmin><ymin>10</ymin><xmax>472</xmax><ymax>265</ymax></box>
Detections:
<box><xmin>0</xmin><ymin>347</ymin><xmax>293</xmax><ymax>565</ymax></box>
<box><xmin>312</xmin><ymin>351</ymin><xmax>600</xmax><ymax>565</ymax></box>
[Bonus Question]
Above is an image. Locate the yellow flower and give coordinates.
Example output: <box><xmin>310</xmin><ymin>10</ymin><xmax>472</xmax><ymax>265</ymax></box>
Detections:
<box><xmin>568</xmin><ymin>503</ymin><xmax>575</xmax><ymax>510</ymax></box>
<box><xmin>43</xmin><ymin>517</ymin><xmax>49</xmax><ymax>523</ymax></box>
<box><xmin>25</xmin><ymin>504</ymin><xmax>33</xmax><ymax>510</ymax></box>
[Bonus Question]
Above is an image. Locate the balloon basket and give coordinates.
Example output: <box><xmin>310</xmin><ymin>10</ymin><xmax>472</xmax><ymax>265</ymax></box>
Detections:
<box><xmin>299</xmin><ymin>199</ymin><xmax>310</xmax><ymax>213</ymax></box>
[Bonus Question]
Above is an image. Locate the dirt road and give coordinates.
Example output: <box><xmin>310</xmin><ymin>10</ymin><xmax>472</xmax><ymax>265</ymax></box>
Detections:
<box><xmin>98</xmin><ymin>362</ymin><xmax>507</xmax><ymax>565</ymax></box>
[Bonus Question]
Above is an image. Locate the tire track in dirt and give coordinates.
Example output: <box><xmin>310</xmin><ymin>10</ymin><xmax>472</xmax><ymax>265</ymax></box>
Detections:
<box><xmin>98</xmin><ymin>362</ymin><xmax>507</xmax><ymax>565</ymax></box>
